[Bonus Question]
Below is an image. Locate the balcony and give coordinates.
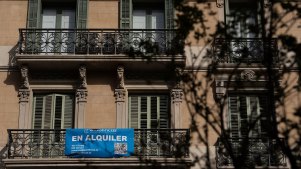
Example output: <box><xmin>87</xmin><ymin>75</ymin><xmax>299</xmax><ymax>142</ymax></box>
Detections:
<box><xmin>216</xmin><ymin>137</ymin><xmax>287</xmax><ymax>168</ymax></box>
<box><xmin>6</xmin><ymin>129</ymin><xmax>189</xmax><ymax>159</ymax></box>
<box><xmin>16</xmin><ymin>29</ymin><xmax>185</xmax><ymax>71</ymax></box>
<box><xmin>213</xmin><ymin>38</ymin><xmax>278</xmax><ymax>64</ymax></box>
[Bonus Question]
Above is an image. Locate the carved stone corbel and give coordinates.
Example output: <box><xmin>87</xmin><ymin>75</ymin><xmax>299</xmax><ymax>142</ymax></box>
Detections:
<box><xmin>264</xmin><ymin>0</ymin><xmax>271</xmax><ymax>8</ymax></box>
<box><xmin>20</xmin><ymin>66</ymin><xmax>29</xmax><ymax>89</ymax></box>
<box><xmin>216</xmin><ymin>0</ymin><xmax>224</xmax><ymax>8</ymax></box>
<box><xmin>79</xmin><ymin>65</ymin><xmax>87</xmax><ymax>89</ymax></box>
<box><xmin>117</xmin><ymin>66</ymin><xmax>125</xmax><ymax>89</ymax></box>
<box><xmin>175</xmin><ymin>67</ymin><xmax>183</xmax><ymax>89</ymax></box>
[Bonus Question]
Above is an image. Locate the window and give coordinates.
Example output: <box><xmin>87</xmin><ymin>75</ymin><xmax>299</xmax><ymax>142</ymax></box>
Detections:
<box><xmin>129</xmin><ymin>95</ymin><xmax>169</xmax><ymax>129</ymax></box>
<box><xmin>27</xmin><ymin>0</ymin><xmax>88</xmax><ymax>29</ymax></box>
<box><xmin>226</xmin><ymin>0</ymin><xmax>262</xmax><ymax>38</ymax></box>
<box><xmin>32</xmin><ymin>94</ymin><xmax>74</xmax><ymax>129</ymax></box>
<box><xmin>120</xmin><ymin>0</ymin><xmax>174</xmax><ymax>29</ymax></box>
<box><xmin>228</xmin><ymin>94</ymin><xmax>269</xmax><ymax>138</ymax></box>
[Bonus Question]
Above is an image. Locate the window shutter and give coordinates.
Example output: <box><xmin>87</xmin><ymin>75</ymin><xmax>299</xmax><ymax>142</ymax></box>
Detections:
<box><xmin>120</xmin><ymin>0</ymin><xmax>132</xmax><ymax>29</ymax></box>
<box><xmin>259</xmin><ymin>96</ymin><xmax>269</xmax><ymax>137</ymax></box>
<box><xmin>248</xmin><ymin>96</ymin><xmax>260</xmax><ymax>137</ymax></box>
<box><xmin>238</xmin><ymin>96</ymin><xmax>248</xmax><ymax>138</ymax></box>
<box><xmin>159</xmin><ymin>96</ymin><xmax>169</xmax><ymax>129</ymax></box>
<box><xmin>53</xmin><ymin>95</ymin><xmax>63</xmax><ymax>129</ymax></box>
<box><xmin>165</xmin><ymin>0</ymin><xmax>174</xmax><ymax>29</ymax></box>
<box><xmin>77</xmin><ymin>0</ymin><xmax>88</xmax><ymax>29</ymax></box>
<box><xmin>43</xmin><ymin>95</ymin><xmax>53</xmax><ymax>129</ymax></box>
<box><xmin>150</xmin><ymin>97</ymin><xmax>158</xmax><ymax>129</ymax></box>
<box><xmin>27</xmin><ymin>0</ymin><xmax>41</xmax><ymax>28</ymax></box>
<box><xmin>63</xmin><ymin>95</ymin><xmax>74</xmax><ymax>129</ymax></box>
<box><xmin>129</xmin><ymin>96</ymin><xmax>139</xmax><ymax>128</ymax></box>
<box><xmin>33</xmin><ymin>96</ymin><xmax>44</xmax><ymax>129</ymax></box>
<box><xmin>229</xmin><ymin>96</ymin><xmax>239</xmax><ymax>138</ymax></box>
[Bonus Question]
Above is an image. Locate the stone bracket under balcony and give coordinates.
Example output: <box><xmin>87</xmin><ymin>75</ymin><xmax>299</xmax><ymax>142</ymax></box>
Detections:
<box><xmin>16</xmin><ymin>29</ymin><xmax>185</xmax><ymax>71</ymax></box>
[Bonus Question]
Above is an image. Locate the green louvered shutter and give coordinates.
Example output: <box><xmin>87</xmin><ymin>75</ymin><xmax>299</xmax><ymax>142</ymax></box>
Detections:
<box><xmin>229</xmin><ymin>96</ymin><xmax>239</xmax><ymax>138</ymax></box>
<box><xmin>77</xmin><ymin>0</ymin><xmax>88</xmax><ymax>29</ymax></box>
<box><xmin>32</xmin><ymin>96</ymin><xmax>44</xmax><ymax>129</ymax></box>
<box><xmin>33</xmin><ymin>94</ymin><xmax>74</xmax><ymax>129</ymax></box>
<box><xmin>229</xmin><ymin>95</ymin><xmax>269</xmax><ymax>138</ymax></box>
<box><xmin>129</xmin><ymin>95</ymin><xmax>169</xmax><ymax>129</ymax></box>
<box><xmin>27</xmin><ymin>0</ymin><xmax>41</xmax><ymax>28</ymax></box>
<box><xmin>120</xmin><ymin>0</ymin><xmax>132</xmax><ymax>29</ymax></box>
<box><xmin>159</xmin><ymin>96</ymin><xmax>169</xmax><ymax>128</ymax></box>
<box><xmin>165</xmin><ymin>0</ymin><xmax>174</xmax><ymax>29</ymax></box>
<box><xmin>239</xmin><ymin>96</ymin><xmax>248</xmax><ymax>138</ymax></box>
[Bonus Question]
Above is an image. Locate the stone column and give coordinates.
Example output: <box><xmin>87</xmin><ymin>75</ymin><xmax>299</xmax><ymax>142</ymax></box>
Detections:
<box><xmin>76</xmin><ymin>65</ymin><xmax>87</xmax><ymax>128</ymax></box>
<box><xmin>18</xmin><ymin>66</ymin><xmax>30</xmax><ymax>129</ymax></box>
<box><xmin>171</xmin><ymin>89</ymin><xmax>184</xmax><ymax>129</ymax></box>
<box><xmin>115</xmin><ymin>66</ymin><xmax>127</xmax><ymax>128</ymax></box>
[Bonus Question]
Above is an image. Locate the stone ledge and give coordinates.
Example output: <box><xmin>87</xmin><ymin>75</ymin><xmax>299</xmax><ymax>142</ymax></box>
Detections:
<box><xmin>3</xmin><ymin>157</ymin><xmax>191</xmax><ymax>168</ymax></box>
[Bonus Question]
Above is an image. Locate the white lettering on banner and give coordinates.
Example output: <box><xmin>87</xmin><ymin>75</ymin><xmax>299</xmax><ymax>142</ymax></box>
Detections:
<box><xmin>76</xmin><ymin>135</ymin><xmax>128</xmax><ymax>142</ymax></box>
<box><xmin>72</xmin><ymin>135</ymin><xmax>83</xmax><ymax>141</ymax></box>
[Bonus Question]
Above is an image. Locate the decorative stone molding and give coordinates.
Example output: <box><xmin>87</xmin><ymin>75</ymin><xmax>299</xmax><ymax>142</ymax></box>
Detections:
<box><xmin>264</xmin><ymin>0</ymin><xmax>271</xmax><ymax>8</ymax></box>
<box><xmin>79</xmin><ymin>65</ymin><xmax>87</xmax><ymax>89</ymax></box>
<box><xmin>171</xmin><ymin>89</ymin><xmax>184</xmax><ymax>103</ymax></box>
<box><xmin>175</xmin><ymin>67</ymin><xmax>183</xmax><ymax>89</ymax></box>
<box><xmin>115</xmin><ymin>89</ymin><xmax>126</xmax><ymax>102</ymax></box>
<box><xmin>240</xmin><ymin>69</ymin><xmax>255</xmax><ymax>81</ymax></box>
<box><xmin>216</xmin><ymin>0</ymin><xmax>224</xmax><ymax>8</ymax></box>
<box><xmin>117</xmin><ymin>66</ymin><xmax>125</xmax><ymax>89</ymax></box>
<box><xmin>76</xmin><ymin>89</ymin><xmax>88</xmax><ymax>102</ymax></box>
<box><xmin>20</xmin><ymin>66</ymin><xmax>29</xmax><ymax>89</ymax></box>
<box><xmin>18</xmin><ymin>89</ymin><xmax>30</xmax><ymax>103</ymax></box>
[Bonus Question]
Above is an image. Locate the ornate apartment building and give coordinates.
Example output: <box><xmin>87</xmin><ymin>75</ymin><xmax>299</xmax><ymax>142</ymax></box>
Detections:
<box><xmin>0</xmin><ymin>0</ymin><xmax>300</xmax><ymax>169</ymax></box>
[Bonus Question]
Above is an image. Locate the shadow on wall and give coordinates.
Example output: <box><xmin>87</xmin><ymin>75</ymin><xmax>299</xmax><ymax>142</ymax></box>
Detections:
<box><xmin>0</xmin><ymin>145</ymin><xmax>8</xmax><ymax>169</ymax></box>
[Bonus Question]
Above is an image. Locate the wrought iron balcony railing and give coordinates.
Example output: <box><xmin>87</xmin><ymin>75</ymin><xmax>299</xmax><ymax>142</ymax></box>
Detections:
<box><xmin>216</xmin><ymin>137</ymin><xmax>287</xmax><ymax>168</ymax></box>
<box><xmin>213</xmin><ymin>38</ymin><xmax>278</xmax><ymax>63</ymax></box>
<box><xmin>7</xmin><ymin>129</ymin><xmax>189</xmax><ymax>159</ymax></box>
<box><xmin>18</xmin><ymin>29</ymin><xmax>182</xmax><ymax>55</ymax></box>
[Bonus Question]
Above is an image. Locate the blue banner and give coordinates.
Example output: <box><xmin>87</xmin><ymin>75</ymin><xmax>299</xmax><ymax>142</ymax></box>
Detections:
<box><xmin>65</xmin><ymin>128</ymin><xmax>134</xmax><ymax>158</ymax></box>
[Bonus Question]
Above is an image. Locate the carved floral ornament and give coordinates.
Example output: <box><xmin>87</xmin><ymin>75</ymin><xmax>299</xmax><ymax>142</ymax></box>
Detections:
<box><xmin>76</xmin><ymin>89</ymin><xmax>88</xmax><ymax>102</ymax></box>
<box><xmin>114</xmin><ymin>89</ymin><xmax>126</xmax><ymax>102</ymax></box>
<box><xmin>240</xmin><ymin>69</ymin><xmax>256</xmax><ymax>81</ymax></box>
<box><xmin>171</xmin><ymin>89</ymin><xmax>184</xmax><ymax>103</ymax></box>
<box><xmin>18</xmin><ymin>89</ymin><xmax>30</xmax><ymax>102</ymax></box>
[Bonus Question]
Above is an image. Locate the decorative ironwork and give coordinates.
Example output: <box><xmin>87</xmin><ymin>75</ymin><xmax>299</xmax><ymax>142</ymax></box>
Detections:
<box><xmin>216</xmin><ymin>137</ymin><xmax>287</xmax><ymax>168</ymax></box>
<box><xmin>7</xmin><ymin>129</ymin><xmax>189</xmax><ymax>159</ymax></box>
<box><xmin>134</xmin><ymin>129</ymin><xmax>189</xmax><ymax>157</ymax></box>
<box><xmin>18</xmin><ymin>29</ymin><xmax>181</xmax><ymax>55</ymax></box>
<box><xmin>213</xmin><ymin>38</ymin><xmax>277</xmax><ymax>63</ymax></box>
